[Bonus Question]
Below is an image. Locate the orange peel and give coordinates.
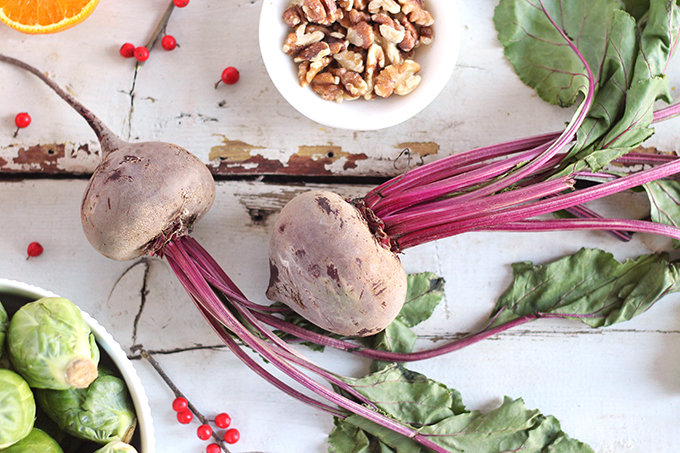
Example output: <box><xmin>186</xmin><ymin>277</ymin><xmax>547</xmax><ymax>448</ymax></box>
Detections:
<box><xmin>0</xmin><ymin>0</ymin><xmax>100</xmax><ymax>34</ymax></box>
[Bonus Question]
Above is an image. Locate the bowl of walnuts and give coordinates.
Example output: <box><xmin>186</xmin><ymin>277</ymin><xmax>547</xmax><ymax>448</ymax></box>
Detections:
<box><xmin>259</xmin><ymin>0</ymin><xmax>460</xmax><ymax>131</ymax></box>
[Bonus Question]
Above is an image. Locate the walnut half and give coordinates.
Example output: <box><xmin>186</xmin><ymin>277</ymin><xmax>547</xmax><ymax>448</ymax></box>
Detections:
<box><xmin>374</xmin><ymin>60</ymin><xmax>421</xmax><ymax>97</ymax></box>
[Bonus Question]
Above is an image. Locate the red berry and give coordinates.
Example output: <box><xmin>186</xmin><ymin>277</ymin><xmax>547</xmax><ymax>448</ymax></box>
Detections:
<box><xmin>15</xmin><ymin>112</ymin><xmax>31</xmax><ymax>129</ymax></box>
<box><xmin>206</xmin><ymin>444</ymin><xmax>221</xmax><ymax>453</ymax></box>
<box><xmin>134</xmin><ymin>46</ymin><xmax>150</xmax><ymax>62</ymax></box>
<box><xmin>221</xmin><ymin>67</ymin><xmax>240</xmax><ymax>85</ymax></box>
<box><xmin>214</xmin><ymin>412</ymin><xmax>231</xmax><ymax>429</ymax></box>
<box><xmin>172</xmin><ymin>397</ymin><xmax>188</xmax><ymax>412</ymax></box>
<box><xmin>177</xmin><ymin>409</ymin><xmax>193</xmax><ymax>424</ymax></box>
<box><xmin>119</xmin><ymin>43</ymin><xmax>135</xmax><ymax>58</ymax></box>
<box><xmin>173</xmin><ymin>0</ymin><xmax>189</xmax><ymax>7</ymax></box>
<box><xmin>224</xmin><ymin>428</ymin><xmax>240</xmax><ymax>444</ymax></box>
<box><xmin>26</xmin><ymin>242</ymin><xmax>43</xmax><ymax>257</ymax></box>
<box><xmin>161</xmin><ymin>35</ymin><xmax>177</xmax><ymax>51</ymax></box>
<box><xmin>196</xmin><ymin>424</ymin><xmax>213</xmax><ymax>441</ymax></box>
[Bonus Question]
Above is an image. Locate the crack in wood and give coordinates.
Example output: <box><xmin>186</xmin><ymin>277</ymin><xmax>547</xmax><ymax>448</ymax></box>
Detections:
<box><xmin>423</xmin><ymin>327</ymin><xmax>680</xmax><ymax>343</ymax></box>
<box><xmin>128</xmin><ymin>344</ymin><xmax>227</xmax><ymax>361</ymax></box>
<box><xmin>107</xmin><ymin>257</ymin><xmax>154</xmax><ymax>349</ymax></box>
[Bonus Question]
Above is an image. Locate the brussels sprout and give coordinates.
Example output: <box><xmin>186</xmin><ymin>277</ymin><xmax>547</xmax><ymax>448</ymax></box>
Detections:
<box><xmin>0</xmin><ymin>369</ymin><xmax>36</xmax><ymax>449</ymax></box>
<box><xmin>7</xmin><ymin>297</ymin><xmax>99</xmax><ymax>390</ymax></box>
<box><xmin>93</xmin><ymin>440</ymin><xmax>139</xmax><ymax>453</ymax></box>
<box><xmin>35</xmin><ymin>368</ymin><xmax>137</xmax><ymax>445</ymax></box>
<box><xmin>0</xmin><ymin>300</ymin><xmax>7</xmax><ymax>356</ymax></box>
<box><xmin>0</xmin><ymin>428</ymin><xmax>64</xmax><ymax>453</ymax></box>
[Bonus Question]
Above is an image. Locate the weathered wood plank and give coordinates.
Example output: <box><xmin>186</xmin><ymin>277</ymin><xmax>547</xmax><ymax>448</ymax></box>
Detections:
<box><xmin>0</xmin><ymin>179</ymin><xmax>678</xmax><ymax>452</ymax></box>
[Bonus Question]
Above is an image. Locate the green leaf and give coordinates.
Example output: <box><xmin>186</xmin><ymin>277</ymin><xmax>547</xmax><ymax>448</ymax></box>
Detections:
<box><xmin>495</xmin><ymin>0</ymin><xmax>679</xmax><ymax>175</ymax></box>
<box><xmin>328</xmin><ymin>417</ymin><xmax>388</xmax><ymax>453</ymax></box>
<box><xmin>492</xmin><ymin>248</ymin><xmax>680</xmax><ymax>327</ymax></box>
<box><xmin>621</xmin><ymin>0</ymin><xmax>650</xmax><ymax>21</ymax></box>
<box><xmin>569</xmin><ymin>10</ymin><xmax>638</xmax><ymax>156</ymax></box>
<box><xmin>418</xmin><ymin>398</ymin><xmax>593</xmax><ymax>453</ymax></box>
<box><xmin>643</xmin><ymin>179</ymin><xmax>680</xmax><ymax>248</ymax></box>
<box><xmin>336</xmin><ymin>364</ymin><xmax>465</xmax><ymax>427</ymax></box>
<box><xmin>398</xmin><ymin>272</ymin><xmax>445</xmax><ymax>328</ymax></box>
<box><xmin>330</xmin><ymin>365</ymin><xmax>593</xmax><ymax>453</ymax></box>
<box><xmin>365</xmin><ymin>272</ymin><xmax>445</xmax><ymax>371</ymax></box>
<box><xmin>494</xmin><ymin>0</ymin><xmax>622</xmax><ymax>107</ymax></box>
<box><xmin>367</xmin><ymin>319</ymin><xmax>417</xmax><ymax>372</ymax></box>
<box><xmin>631</xmin><ymin>0</ymin><xmax>680</xmax><ymax>84</ymax></box>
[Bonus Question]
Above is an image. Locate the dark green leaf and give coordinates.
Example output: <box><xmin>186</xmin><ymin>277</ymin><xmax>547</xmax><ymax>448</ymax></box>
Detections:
<box><xmin>330</xmin><ymin>366</ymin><xmax>593</xmax><ymax>453</ymax></box>
<box><xmin>590</xmin><ymin>76</ymin><xmax>671</xmax><ymax>161</ymax></box>
<box><xmin>492</xmin><ymin>248</ymin><xmax>680</xmax><ymax>327</ymax></box>
<box><xmin>367</xmin><ymin>319</ymin><xmax>417</xmax><ymax>372</ymax></box>
<box><xmin>418</xmin><ymin>397</ymin><xmax>593</xmax><ymax>453</ymax></box>
<box><xmin>621</xmin><ymin>0</ymin><xmax>650</xmax><ymax>20</ymax></box>
<box><xmin>643</xmin><ymin>179</ymin><xmax>680</xmax><ymax>248</ymax></box>
<box><xmin>495</xmin><ymin>0</ymin><xmax>679</xmax><ymax>175</ymax></box>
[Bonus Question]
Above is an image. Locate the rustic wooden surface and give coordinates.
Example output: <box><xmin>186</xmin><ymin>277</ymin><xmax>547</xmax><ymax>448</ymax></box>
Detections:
<box><xmin>1</xmin><ymin>1</ymin><xmax>680</xmax><ymax>453</ymax></box>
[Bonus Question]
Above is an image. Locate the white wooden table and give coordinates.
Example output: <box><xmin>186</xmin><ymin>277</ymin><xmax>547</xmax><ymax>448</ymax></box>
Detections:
<box><xmin>1</xmin><ymin>1</ymin><xmax>679</xmax><ymax>452</ymax></box>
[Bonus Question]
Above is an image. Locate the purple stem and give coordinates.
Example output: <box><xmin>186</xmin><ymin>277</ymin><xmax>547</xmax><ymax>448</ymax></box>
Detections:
<box><xmin>196</xmin><ymin>298</ymin><xmax>347</xmax><ymax>417</ymax></box>
<box><xmin>489</xmin><ymin>217</ymin><xmax>680</xmax><ymax>239</ymax></box>
<box><xmin>364</xmin><ymin>132</ymin><xmax>561</xmax><ymax>205</ymax></box>
<box><xmin>372</xmin><ymin>142</ymin><xmax>553</xmax><ymax>218</ymax></box>
<box><xmin>384</xmin><ymin>176</ymin><xmax>574</xmax><ymax>237</ymax></box>
<box><xmin>653</xmin><ymin>102</ymin><xmax>680</xmax><ymax>122</ymax></box>
<box><xmin>164</xmin><ymin>248</ymin><xmax>344</xmax><ymax>415</ymax></box>
<box><xmin>396</xmin><ymin>158</ymin><xmax>680</xmax><ymax>249</ymax></box>
<box><xmin>561</xmin><ymin>204</ymin><xmax>632</xmax><ymax>241</ymax></box>
<box><xmin>181</xmin><ymin>241</ymin><xmax>380</xmax><ymax>411</ymax></box>
<box><xmin>164</xmin><ymin>238</ymin><xmax>451</xmax><ymax>453</ymax></box>
<box><xmin>253</xmin><ymin>310</ymin><xmax>541</xmax><ymax>362</ymax></box>
<box><xmin>614</xmin><ymin>152</ymin><xmax>680</xmax><ymax>165</ymax></box>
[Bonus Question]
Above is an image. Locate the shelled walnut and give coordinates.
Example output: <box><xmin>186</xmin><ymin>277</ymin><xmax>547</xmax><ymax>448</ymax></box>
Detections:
<box><xmin>281</xmin><ymin>0</ymin><xmax>434</xmax><ymax>102</ymax></box>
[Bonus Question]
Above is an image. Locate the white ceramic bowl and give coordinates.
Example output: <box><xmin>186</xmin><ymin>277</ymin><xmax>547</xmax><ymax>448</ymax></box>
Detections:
<box><xmin>0</xmin><ymin>278</ymin><xmax>155</xmax><ymax>453</ymax></box>
<box><xmin>259</xmin><ymin>0</ymin><xmax>461</xmax><ymax>131</ymax></box>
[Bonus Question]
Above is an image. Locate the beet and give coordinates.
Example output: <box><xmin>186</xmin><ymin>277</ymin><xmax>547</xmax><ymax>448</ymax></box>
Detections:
<box><xmin>0</xmin><ymin>53</ymin><xmax>215</xmax><ymax>261</ymax></box>
<box><xmin>267</xmin><ymin>190</ymin><xmax>407</xmax><ymax>336</ymax></box>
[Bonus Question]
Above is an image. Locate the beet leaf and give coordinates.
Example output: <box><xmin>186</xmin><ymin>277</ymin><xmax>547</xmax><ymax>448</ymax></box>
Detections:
<box><xmin>329</xmin><ymin>366</ymin><xmax>593</xmax><ymax>452</ymax></box>
<box><xmin>491</xmin><ymin>248</ymin><xmax>680</xmax><ymax>328</ymax></box>
<box><xmin>643</xmin><ymin>179</ymin><xmax>680</xmax><ymax>248</ymax></box>
<box><xmin>495</xmin><ymin>0</ymin><xmax>679</xmax><ymax>176</ymax></box>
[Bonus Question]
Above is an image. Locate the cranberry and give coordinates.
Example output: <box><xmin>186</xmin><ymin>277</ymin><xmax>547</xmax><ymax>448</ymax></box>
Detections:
<box><xmin>224</xmin><ymin>428</ymin><xmax>240</xmax><ymax>444</ymax></box>
<box><xmin>161</xmin><ymin>35</ymin><xmax>177</xmax><ymax>51</ymax></box>
<box><xmin>134</xmin><ymin>46</ymin><xmax>150</xmax><ymax>62</ymax></box>
<box><xmin>14</xmin><ymin>112</ymin><xmax>31</xmax><ymax>129</ymax></box>
<box><xmin>220</xmin><ymin>67</ymin><xmax>240</xmax><ymax>85</ymax></box>
<box><xmin>119</xmin><ymin>43</ymin><xmax>136</xmax><ymax>58</ymax></box>
<box><xmin>26</xmin><ymin>242</ymin><xmax>43</xmax><ymax>258</ymax></box>
<box><xmin>214</xmin><ymin>412</ymin><xmax>231</xmax><ymax>429</ymax></box>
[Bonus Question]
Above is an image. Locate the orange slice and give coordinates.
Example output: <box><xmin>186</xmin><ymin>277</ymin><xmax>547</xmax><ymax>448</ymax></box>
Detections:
<box><xmin>0</xmin><ymin>0</ymin><xmax>100</xmax><ymax>34</ymax></box>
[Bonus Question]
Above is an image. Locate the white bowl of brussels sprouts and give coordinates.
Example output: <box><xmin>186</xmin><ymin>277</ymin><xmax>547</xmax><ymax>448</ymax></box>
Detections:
<box><xmin>0</xmin><ymin>278</ymin><xmax>155</xmax><ymax>453</ymax></box>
